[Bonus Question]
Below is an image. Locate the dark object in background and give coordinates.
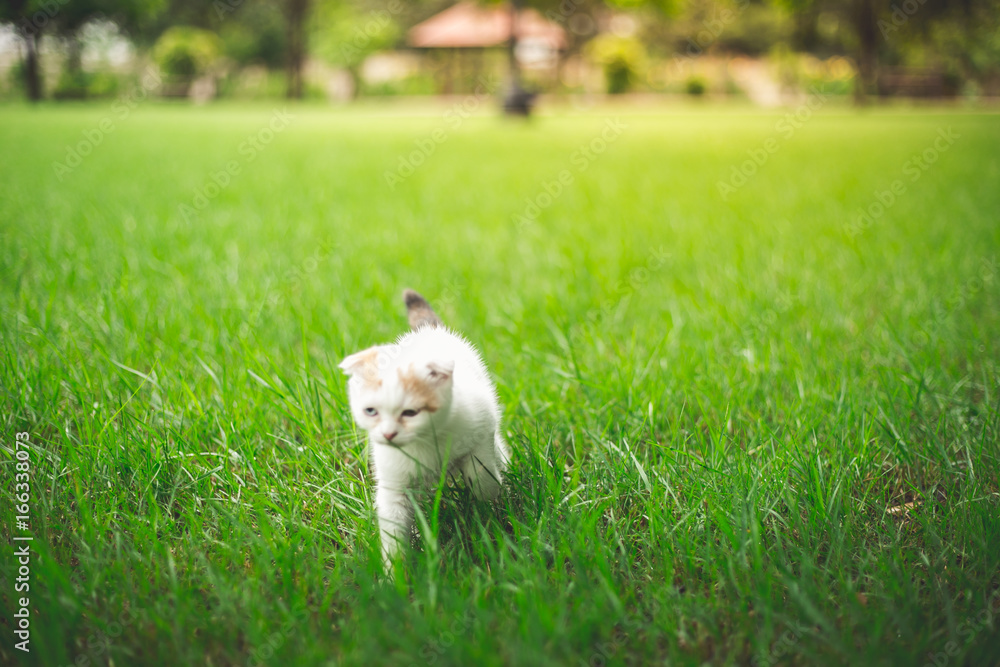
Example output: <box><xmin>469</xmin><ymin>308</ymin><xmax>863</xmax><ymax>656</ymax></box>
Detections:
<box><xmin>503</xmin><ymin>0</ymin><xmax>533</xmax><ymax>117</ymax></box>
<box><xmin>503</xmin><ymin>84</ymin><xmax>536</xmax><ymax>116</ymax></box>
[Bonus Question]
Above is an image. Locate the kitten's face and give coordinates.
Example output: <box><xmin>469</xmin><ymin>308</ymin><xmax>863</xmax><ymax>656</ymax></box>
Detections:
<box><xmin>339</xmin><ymin>345</ymin><xmax>454</xmax><ymax>448</ymax></box>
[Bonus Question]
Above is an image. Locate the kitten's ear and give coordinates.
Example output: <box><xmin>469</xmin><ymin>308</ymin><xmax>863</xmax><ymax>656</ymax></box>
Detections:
<box><xmin>339</xmin><ymin>346</ymin><xmax>383</xmax><ymax>379</ymax></box>
<box><xmin>425</xmin><ymin>360</ymin><xmax>455</xmax><ymax>384</ymax></box>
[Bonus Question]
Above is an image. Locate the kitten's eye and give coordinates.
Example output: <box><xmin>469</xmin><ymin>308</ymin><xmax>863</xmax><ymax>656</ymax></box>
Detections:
<box><xmin>364</xmin><ymin>407</ymin><xmax>378</xmax><ymax>416</ymax></box>
<box><xmin>401</xmin><ymin>409</ymin><xmax>419</xmax><ymax>418</ymax></box>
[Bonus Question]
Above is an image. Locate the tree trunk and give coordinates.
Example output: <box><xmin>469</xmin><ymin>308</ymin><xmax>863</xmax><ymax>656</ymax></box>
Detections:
<box><xmin>507</xmin><ymin>0</ymin><xmax>520</xmax><ymax>91</ymax></box>
<box><xmin>503</xmin><ymin>0</ymin><xmax>534</xmax><ymax>116</ymax></box>
<box><xmin>23</xmin><ymin>27</ymin><xmax>43</xmax><ymax>101</ymax></box>
<box><xmin>285</xmin><ymin>0</ymin><xmax>309</xmax><ymax>99</ymax></box>
<box><xmin>347</xmin><ymin>65</ymin><xmax>361</xmax><ymax>99</ymax></box>
<box><xmin>852</xmin><ymin>0</ymin><xmax>879</xmax><ymax>104</ymax></box>
<box><xmin>792</xmin><ymin>6</ymin><xmax>820</xmax><ymax>52</ymax></box>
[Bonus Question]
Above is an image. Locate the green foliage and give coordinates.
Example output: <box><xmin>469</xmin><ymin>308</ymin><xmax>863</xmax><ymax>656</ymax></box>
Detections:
<box><xmin>1</xmin><ymin>105</ymin><xmax>999</xmax><ymax>665</ymax></box>
<box><xmin>51</xmin><ymin>69</ymin><xmax>120</xmax><ymax>99</ymax></box>
<box><xmin>218</xmin><ymin>8</ymin><xmax>286</xmax><ymax>68</ymax></box>
<box><xmin>684</xmin><ymin>74</ymin><xmax>707</xmax><ymax>94</ymax></box>
<box><xmin>586</xmin><ymin>34</ymin><xmax>647</xmax><ymax>93</ymax></box>
<box><xmin>606</xmin><ymin>0</ymin><xmax>684</xmax><ymax>17</ymax></box>
<box><xmin>40</xmin><ymin>0</ymin><xmax>169</xmax><ymax>38</ymax></box>
<box><xmin>925</xmin><ymin>4</ymin><xmax>1000</xmax><ymax>88</ymax></box>
<box><xmin>52</xmin><ymin>69</ymin><xmax>90</xmax><ymax>100</ymax></box>
<box><xmin>715</xmin><ymin>2</ymin><xmax>794</xmax><ymax>55</ymax></box>
<box><xmin>217</xmin><ymin>67</ymin><xmax>288</xmax><ymax>100</ymax></box>
<box><xmin>152</xmin><ymin>25</ymin><xmax>221</xmax><ymax>79</ymax></box>
<box><xmin>311</xmin><ymin>0</ymin><xmax>401</xmax><ymax>70</ymax></box>
<box><xmin>2</xmin><ymin>59</ymin><xmax>28</xmax><ymax>99</ymax></box>
<box><xmin>363</xmin><ymin>73</ymin><xmax>438</xmax><ymax>96</ymax></box>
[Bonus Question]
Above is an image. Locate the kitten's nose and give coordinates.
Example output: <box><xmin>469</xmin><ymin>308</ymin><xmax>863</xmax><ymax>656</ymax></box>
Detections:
<box><xmin>383</xmin><ymin>430</ymin><xmax>398</xmax><ymax>442</ymax></box>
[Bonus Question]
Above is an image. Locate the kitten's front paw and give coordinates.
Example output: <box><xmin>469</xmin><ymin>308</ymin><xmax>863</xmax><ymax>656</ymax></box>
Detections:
<box><xmin>376</xmin><ymin>486</ymin><xmax>413</xmax><ymax>571</ymax></box>
<box><xmin>460</xmin><ymin>456</ymin><xmax>503</xmax><ymax>501</ymax></box>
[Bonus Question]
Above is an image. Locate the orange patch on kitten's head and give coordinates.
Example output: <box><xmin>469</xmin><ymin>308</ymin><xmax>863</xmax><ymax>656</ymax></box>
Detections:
<box><xmin>396</xmin><ymin>361</ymin><xmax>453</xmax><ymax>413</ymax></box>
<box><xmin>397</xmin><ymin>368</ymin><xmax>439</xmax><ymax>412</ymax></box>
<box><xmin>339</xmin><ymin>346</ymin><xmax>384</xmax><ymax>389</ymax></box>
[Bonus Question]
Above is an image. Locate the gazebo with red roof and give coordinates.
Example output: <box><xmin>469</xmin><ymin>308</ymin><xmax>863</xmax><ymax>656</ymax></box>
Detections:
<box><xmin>407</xmin><ymin>1</ymin><xmax>566</xmax><ymax>95</ymax></box>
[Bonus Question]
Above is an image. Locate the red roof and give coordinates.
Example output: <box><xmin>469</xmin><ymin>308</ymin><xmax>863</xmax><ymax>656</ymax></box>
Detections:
<box><xmin>408</xmin><ymin>2</ymin><xmax>566</xmax><ymax>49</ymax></box>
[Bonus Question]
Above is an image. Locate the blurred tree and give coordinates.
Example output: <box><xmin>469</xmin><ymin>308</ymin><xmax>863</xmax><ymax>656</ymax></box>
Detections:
<box><xmin>285</xmin><ymin>0</ymin><xmax>311</xmax><ymax>98</ymax></box>
<box><xmin>218</xmin><ymin>6</ymin><xmax>285</xmax><ymax>68</ymax></box>
<box><xmin>775</xmin><ymin>0</ymin><xmax>876</xmax><ymax>102</ymax></box>
<box><xmin>131</xmin><ymin>0</ymin><xmax>219</xmax><ymax>43</ymax></box>
<box><xmin>134</xmin><ymin>0</ymin><xmax>296</xmax><ymax>95</ymax></box>
<box><xmin>134</xmin><ymin>0</ymin><xmax>285</xmax><ymax>66</ymax></box>
<box><xmin>55</xmin><ymin>0</ymin><xmax>165</xmax><ymax>97</ymax></box>
<box><xmin>775</xmin><ymin>0</ymin><xmax>1000</xmax><ymax>101</ymax></box>
<box><xmin>935</xmin><ymin>3</ymin><xmax>1000</xmax><ymax>94</ymax></box>
<box><xmin>1</xmin><ymin>0</ymin><xmax>165</xmax><ymax>100</ymax></box>
<box><xmin>1</xmin><ymin>0</ymin><xmax>46</xmax><ymax>100</ymax></box>
<box><xmin>152</xmin><ymin>25</ymin><xmax>222</xmax><ymax>89</ymax></box>
<box><xmin>881</xmin><ymin>0</ymin><xmax>1000</xmax><ymax>95</ymax></box>
<box><xmin>6</xmin><ymin>0</ymin><xmax>996</xmax><ymax>102</ymax></box>
<box><xmin>586</xmin><ymin>34</ymin><xmax>647</xmax><ymax>93</ymax></box>
<box><xmin>310</xmin><ymin>0</ymin><xmax>401</xmax><ymax>97</ymax></box>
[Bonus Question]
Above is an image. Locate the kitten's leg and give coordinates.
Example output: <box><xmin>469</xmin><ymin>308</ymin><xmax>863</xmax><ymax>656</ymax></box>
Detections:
<box><xmin>460</xmin><ymin>438</ymin><xmax>503</xmax><ymax>501</ymax></box>
<box><xmin>375</xmin><ymin>484</ymin><xmax>412</xmax><ymax>566</ymax></box>
<box><xmin>494</xmin><ymin>432</ymin><xmax>511</xmax><ymax>468</ymax></box>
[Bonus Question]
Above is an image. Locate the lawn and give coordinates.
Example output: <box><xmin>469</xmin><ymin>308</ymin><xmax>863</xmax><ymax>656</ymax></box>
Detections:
<box><xmin>1</xmin><ymin>100</ymin><xmax>999</xmax><ymax>666</ymax></box>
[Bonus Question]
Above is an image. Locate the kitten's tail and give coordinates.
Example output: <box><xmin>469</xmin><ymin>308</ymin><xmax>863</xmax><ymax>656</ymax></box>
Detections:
<box><xmin>403</xmin><ymin>289</ymin><xmax>443</xmax><ymax>330</ymax></box>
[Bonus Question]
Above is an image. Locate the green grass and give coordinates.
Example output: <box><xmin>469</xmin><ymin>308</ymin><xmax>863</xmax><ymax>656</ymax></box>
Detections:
<box><xmin>1</xmin><ymin>101</ymin><xmax>999</xmax><ymax>666</ymax></box>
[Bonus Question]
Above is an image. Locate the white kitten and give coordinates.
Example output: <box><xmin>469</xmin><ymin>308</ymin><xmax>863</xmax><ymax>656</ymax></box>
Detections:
<box><xmin>339</xmin><ymin>289</ymin><xmax>509</xmax><ymax>567</ymax></box>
